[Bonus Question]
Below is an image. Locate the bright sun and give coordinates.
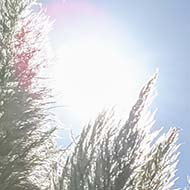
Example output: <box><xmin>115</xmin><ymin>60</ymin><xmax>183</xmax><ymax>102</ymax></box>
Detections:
<box><xmin>45</xmin><ymin>1</ymin><xmax>148</xmax><ymax>124</ymax></box>
<box><xmin>51</xmin><ymin>37</ymin><xmax>144</xmax><ymax>122</ymax></box>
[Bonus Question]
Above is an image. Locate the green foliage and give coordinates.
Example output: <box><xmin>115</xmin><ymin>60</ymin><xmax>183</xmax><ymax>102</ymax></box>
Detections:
<box><xmin>53</xmin><ymin>73</ymin><xmax>179</xmax><ymax>190</ymax></box>
<box><xmin>0</xmin><ymin>0</ymin><xmax>55</xmax><ymax>189</ymax></box>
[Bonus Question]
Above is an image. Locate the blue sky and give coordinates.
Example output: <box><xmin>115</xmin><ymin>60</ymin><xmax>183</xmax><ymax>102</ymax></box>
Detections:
<box><xmin>42</xmin><ymin>0</ymin><xmax>189</xmax><ymax>188</ymax></box>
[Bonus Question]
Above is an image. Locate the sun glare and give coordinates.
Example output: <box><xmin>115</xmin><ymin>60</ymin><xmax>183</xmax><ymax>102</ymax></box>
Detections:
<box><xmin>44</xmin><ymin>1</ymin><xmax>149</xmax><ymax>124</ymax></box>
<box><xmin>51</xmin><ymin>37</ymin><xmax>144</xmax><ymax>122</ymax></box>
